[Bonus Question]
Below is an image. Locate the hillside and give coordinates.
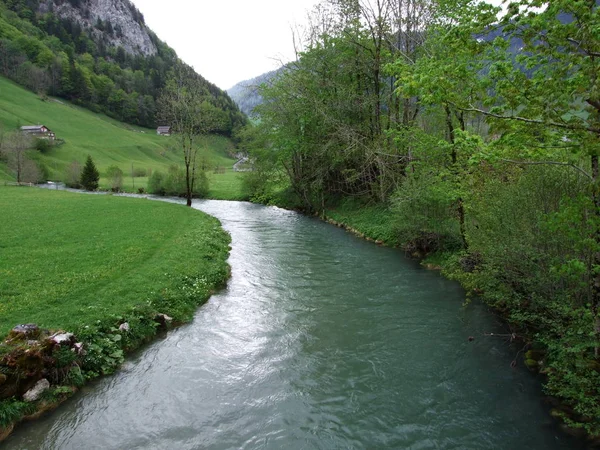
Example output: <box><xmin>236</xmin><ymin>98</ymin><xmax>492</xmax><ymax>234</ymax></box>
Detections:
<box><xmin>227</xmin><ymin>67</ymin><xmax>284</xmax><ymax>116</ymax></box>
<box><xmin>0</xmin><ymin>0</ymin><xmax>246</xmax><ymax>134</ymax></box>
<box><xmin>0</xmin><ymin>76</ymin><xmax>246</xmax><ymax>199</ymax></box>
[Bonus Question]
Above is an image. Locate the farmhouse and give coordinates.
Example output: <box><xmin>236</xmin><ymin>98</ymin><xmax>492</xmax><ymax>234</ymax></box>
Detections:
<box><xmin>157</xmin><ymin>126</ymin><xmax>171</xmax><ymax>136</ymax></box>
<box><xmin>20</xmin><ymin>125</ymin><xmax>55</xmax><ymax>141</ymax></box>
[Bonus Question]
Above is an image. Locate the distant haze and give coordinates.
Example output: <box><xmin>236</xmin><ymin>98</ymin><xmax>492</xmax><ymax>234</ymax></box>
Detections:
<box><xmin>130</xmin><ymin>0</ymin><xmax>320</xmax><ymax>90</ymax></box>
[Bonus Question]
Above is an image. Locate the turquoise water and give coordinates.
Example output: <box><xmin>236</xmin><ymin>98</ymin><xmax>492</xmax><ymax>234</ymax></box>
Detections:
<box><xmin>4</xmin><ymin>200</ymin><xmax>580</xmax><ymax>449</ymax></box>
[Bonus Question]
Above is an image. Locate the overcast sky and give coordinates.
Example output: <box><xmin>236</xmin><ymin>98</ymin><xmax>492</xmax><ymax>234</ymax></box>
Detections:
<box><xmin>130</xmin><ymin>0</ymin><xmax>321</xmax><ymax>90</ymax></box>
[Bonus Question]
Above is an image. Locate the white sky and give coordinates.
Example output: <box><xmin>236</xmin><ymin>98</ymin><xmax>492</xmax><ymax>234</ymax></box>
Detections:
<box><xmin>131</xmin><ymin>0</ymin><xmax>321</xmax><ymax>90</ymax></box>
<box><xmin>131</xmin><ymin>0</ymin><xmax>506</xmax><ymax>91</ymax></box>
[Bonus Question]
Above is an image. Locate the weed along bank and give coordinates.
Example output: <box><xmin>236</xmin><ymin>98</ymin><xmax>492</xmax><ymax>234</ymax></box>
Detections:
<box><xmin>0</xmin><ymin>187</ymin><xmax>231</xmax><ymax>442</ymax></box>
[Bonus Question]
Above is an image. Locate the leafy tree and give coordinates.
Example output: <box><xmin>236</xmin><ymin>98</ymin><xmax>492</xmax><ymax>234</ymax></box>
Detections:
<box><xmin>80</xmin><ymin>155</ymin><xmax>99</xmax><ymax>191</ymax></box>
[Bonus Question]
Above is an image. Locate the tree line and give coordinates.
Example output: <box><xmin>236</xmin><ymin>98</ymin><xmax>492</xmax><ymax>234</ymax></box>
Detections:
<box><xmin>244</xmin><ymin>0</ymin><xmax>600</xmax><ymax>435</ymax></box>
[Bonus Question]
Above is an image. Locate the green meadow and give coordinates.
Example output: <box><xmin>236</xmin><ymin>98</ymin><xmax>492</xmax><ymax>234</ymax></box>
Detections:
<box><xmin>0</xmin><ymin>76</ymin><xmax>245</xmax><ymax>199</ymax></box>
<box><xmin>0</xmin><ymin>186</ymin><xmax>231</xmax><ymax>335</ymax></box>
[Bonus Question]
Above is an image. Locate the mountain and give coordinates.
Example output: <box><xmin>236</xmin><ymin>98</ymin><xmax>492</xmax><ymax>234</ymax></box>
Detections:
<box><xmin>0</xmin><ymin>0</ymin><xmax>246</xmax><ymax>135</ymax></box>
<box><xmin>39</xmin><ymin>0</ymin><xmax>156</xmax><ymax>56</ymax></box>
<box><xmin>227</xmin><ymin>67</ymin><xmax>284</xmax><ymax>116</ymax></box>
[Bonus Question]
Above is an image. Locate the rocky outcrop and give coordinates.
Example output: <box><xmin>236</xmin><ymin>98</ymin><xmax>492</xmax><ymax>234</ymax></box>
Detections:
<box><xmin>38</xmin><ymin>0</ymin><xmax>157</xmax><ymax>56</ymax></box>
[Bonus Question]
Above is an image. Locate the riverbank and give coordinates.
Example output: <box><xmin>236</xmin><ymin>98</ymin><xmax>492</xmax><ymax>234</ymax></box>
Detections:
<box><xmin>0</xmin><ymin>186</ymin><xmax>231</xmax><ymax>441</ymax></box>
<box><xmin>319</xmin><ymin>199</ymin><xmax>600</xmax><ymax>443</ymax></box>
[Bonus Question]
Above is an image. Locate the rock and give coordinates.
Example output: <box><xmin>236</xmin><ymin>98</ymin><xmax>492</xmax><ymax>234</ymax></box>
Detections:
<box><xmin>9</xmin><ymin>324</ymin><xmax>39</xmax><ymax>340</ymax></box>
<box><xmin>49</xmin><ymin>332</ymin><xmax>74</xmax><ymax>345</ymax></box>
<box><xmin>119</xmin><ymin>323</ymin><xmax>130</xmax><ymax>332</ymax></box>
<box><xmin>155</xmin><ymin>314</ymin><xmax>173</xmax><ymax>328</ymax></box>
<box><xmin>23</xmin><ymin>379</ymin><xmax>50</xmax><ymax>402</ymax></box>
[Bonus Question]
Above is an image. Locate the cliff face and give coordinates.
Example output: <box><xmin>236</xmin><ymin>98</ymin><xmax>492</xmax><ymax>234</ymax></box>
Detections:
<box><xmin>39</xmin><ymin>0</ymin><xmax>157</xmax><ymax>56</ymax></box>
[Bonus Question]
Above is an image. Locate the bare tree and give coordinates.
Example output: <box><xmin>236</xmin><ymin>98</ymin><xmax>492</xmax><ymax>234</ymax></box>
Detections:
<box><xmin>1</xmin><ymin>131</ymin><xmax>33</xmax><ymax>184</ymax></box>
<box><xmin>158</xmin><ymin>64</ymin><xmax>218</xmax><ymax>207</ymax></box>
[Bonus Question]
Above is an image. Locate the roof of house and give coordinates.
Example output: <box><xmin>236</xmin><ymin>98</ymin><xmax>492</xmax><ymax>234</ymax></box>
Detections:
<box><xmin>21</xmin><ymin>125</ymin><xmax>49</xmax><ymax>132</ymax></box>
<box><xmin>157</xmin><ymin>126</ymin><xmax>171</xmax><ymax>131</ymax></box>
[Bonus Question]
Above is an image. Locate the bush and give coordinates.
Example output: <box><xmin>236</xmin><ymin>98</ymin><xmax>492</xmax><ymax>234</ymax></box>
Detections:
<box><xmin>391</xmin><ymin>169</ymin><xmax>463</xmax><ymax>254</ymax></box>
<box><xmin>64</xmin><ymin>160</ymin><xmax>82</xmax><ymax>188</ymax></box>
<box><xmin>132</xmin><ymin>167</ymin><xmax>147</xmax><ymax>177</ymax></box>
<box><xmin>147</xmin><ymin>170</ymin><xmax>165</xmax><ymax>195</ymax></box>
<box><xmin>106</xmin><ymin>165</ymin><xmax>123</xmax><ymax>192</ymax></box>
<box><xmin>34</xmin><ymin>138</ymin><xmax>51</xmax><ymax>153</ymax></box>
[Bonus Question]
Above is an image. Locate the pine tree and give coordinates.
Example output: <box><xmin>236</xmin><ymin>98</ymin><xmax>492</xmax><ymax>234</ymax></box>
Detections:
<box><xmin>80</xmin><ymin>155</ymin><xmax>99</xmax><ymax>191</ymax></box>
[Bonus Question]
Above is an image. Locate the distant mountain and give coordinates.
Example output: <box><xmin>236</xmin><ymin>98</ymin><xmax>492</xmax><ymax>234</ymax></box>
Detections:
<box><xmin>228</xmin><ymin>67</ymin><xmax>285</xmax><ymax>116</ymax></box>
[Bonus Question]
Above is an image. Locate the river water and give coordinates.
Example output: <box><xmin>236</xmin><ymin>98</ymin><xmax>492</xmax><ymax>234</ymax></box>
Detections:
<box><xmin>4</xmin><ymin>200</ymin><xmax>581</xmax><ymax>449</ymax></box>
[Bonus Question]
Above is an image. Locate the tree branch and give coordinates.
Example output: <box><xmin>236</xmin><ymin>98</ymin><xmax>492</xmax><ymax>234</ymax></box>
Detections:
<box><xmin>499</xmin><ymin>158</ymin><xmax>593</xmax><ymax>180</ymax></box>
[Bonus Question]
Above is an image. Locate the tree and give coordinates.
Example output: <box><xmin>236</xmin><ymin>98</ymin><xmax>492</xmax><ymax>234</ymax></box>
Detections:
<box><xmin>157</xmin><ymin>64</ymin><xmax>217</xmax><ymax>206</ymax></box>
<box><xmin>80</xmin><ymin>155</ymin><xmax>99</xmax><ymax>191</ymax></box>
<box><xmin>0</xmin><ymin>131</ymin><xmax>33</xmax><ymax>184</ymax></box>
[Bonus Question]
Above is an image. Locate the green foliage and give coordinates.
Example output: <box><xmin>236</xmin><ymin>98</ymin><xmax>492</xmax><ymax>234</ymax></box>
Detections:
<box><xmin>105</xmin><ymin>164</ymin><xmax>123</xmax><ymax>192</ymax></box>
<box><xmin>80</xmin><ymin>154</ymin><xmax>99</xmax><ymax>190</ymax></box>
<box><xmin>34</xmin><ymin>138</ymin><xmax>50</xmax><ymax>153</ymax></box>
<box><xmin>0</xmin><ymin>399</ymin><xmax>35</xmax><ymax>427</ymax></box>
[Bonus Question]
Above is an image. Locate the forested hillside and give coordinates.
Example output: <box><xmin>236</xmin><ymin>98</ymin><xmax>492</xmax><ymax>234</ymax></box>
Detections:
<box><xmin>243</xmin><ymin>0</ymin><xmax>600</xmax><ymax>437</ymax></box>
<box><xmin>0</xmin><ymin>0</ymin><xmax>246</xmax><ymax>135</ymax></box>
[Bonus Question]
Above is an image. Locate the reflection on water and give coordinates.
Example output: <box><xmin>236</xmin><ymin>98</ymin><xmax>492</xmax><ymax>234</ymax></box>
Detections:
<box><xmin>4</xmin><ymin>200</ymin><xmax>581</xmax><ymax>449</ymax></box>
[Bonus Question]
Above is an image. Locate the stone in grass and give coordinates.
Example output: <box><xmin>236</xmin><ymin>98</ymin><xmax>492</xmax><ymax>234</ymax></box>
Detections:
<box><xmin>49</xmin><ymin>332</ymin><xmax>74</xmax><ymax>345</ymax></box>
<box><xmin>119</xmin><ymin>323</ymin><xmax>130</xmax><ymax>332</ymax></box>
<box><xmin>9</xmin><ymin>324</ymin><xmax>40</xmax><ymax>340</ymax></box>
<box><xmin>155</xmin><ymin>314</ymin><xmax>173</xmax><ymax>329</ymax></box>
<box><xmin>23</xmin><ymin>379</ymin><xmax>50</xmax><ymax>402</ymax></box>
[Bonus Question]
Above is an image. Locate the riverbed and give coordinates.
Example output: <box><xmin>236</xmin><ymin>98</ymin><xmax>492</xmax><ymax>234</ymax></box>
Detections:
<box><xmin>3</xmin><ymin>199</ymin><xmax>580</xmax><ymax>449</ymax></box>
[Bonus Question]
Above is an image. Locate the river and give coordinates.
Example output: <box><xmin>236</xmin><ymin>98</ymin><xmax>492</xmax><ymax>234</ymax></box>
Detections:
<box><xmin>3</xmin><ymin>200</ymin><xmax>581</xmax><ymax>449</ymax></box>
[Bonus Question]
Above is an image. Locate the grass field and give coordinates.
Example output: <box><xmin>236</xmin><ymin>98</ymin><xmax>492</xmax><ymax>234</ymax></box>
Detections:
<box><xmin>0</xmin><ymin>76</ymin><xmax>246</xmax><ymax>200</ymax></box>
<box><xmin>0</xmin><ymin>186</ymin><xmax>231</xmax><ymax>335</ymax></box>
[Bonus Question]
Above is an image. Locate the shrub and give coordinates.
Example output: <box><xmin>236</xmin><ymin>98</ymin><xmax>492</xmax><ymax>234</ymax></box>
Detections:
<box><xmin>64</xmin><ymin>160</ymin><xmax>82</xmax><ymax>188</ymax></box>
<box><xmin>34</xmin><ymin>138</ymin><xmax>51</xmax><ymax>153</ymax></box>
<box><xmin>147</xmin><ymin>170</ymin><xmax>165</xmax><ymax>195</ymax></box>
<box><xmin>132</xmin><ymin>167</ymin><xmax>147</xmax><ymax>177</ymax></box>
<box><xmin>106</xmin><ymin>165</ymin><xmax>123</xmax><ymax>192</ymax></box>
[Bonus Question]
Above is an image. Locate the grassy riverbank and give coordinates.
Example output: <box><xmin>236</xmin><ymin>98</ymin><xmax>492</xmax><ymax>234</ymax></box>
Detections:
<box><xmin>0</xmin><ymin>186</ymin><xmax>231</xmax><ymax>438</ymax></box>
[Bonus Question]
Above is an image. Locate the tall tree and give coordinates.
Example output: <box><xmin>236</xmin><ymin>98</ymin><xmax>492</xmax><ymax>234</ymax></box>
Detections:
<box><xmin>80</xmin><ymin>154</ymin><xmax>99</xmax><ymax>191</ymax></box>
<box><xmin>158</xmin><ymin>64</ymin><xmax>218</xmax><ymax>206</ymax></box>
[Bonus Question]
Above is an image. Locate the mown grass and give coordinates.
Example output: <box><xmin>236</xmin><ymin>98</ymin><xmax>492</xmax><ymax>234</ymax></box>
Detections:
<box><xmin>0</xmin><ymin>76</ymin><xmax>246</xmax><ymax>200</ymax></box>
<box><xmin>0</xmin><ymin>186</ymin><xmax>231</xmax><ymax>335</ymax></box>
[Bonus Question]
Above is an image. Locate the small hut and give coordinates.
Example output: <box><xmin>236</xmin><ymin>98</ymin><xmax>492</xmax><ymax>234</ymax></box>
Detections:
<box><xmin>157</xmin><ymin>126</ymin><xmax>171</xmax><ymax>136</ymax></box>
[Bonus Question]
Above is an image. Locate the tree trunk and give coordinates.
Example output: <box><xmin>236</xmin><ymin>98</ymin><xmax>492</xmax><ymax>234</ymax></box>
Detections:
<box><xmin>445</xmin><ymin>104</ymin><xmax>468</xmax><ymax>250</ymax></box>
